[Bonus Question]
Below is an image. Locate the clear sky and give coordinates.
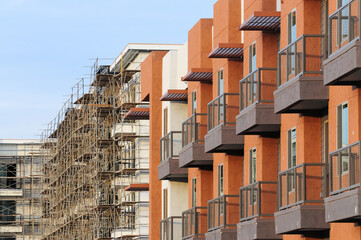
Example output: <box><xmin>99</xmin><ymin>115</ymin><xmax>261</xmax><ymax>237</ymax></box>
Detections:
<box><xmin>0</xmin><ymin>0</ymin><xmax>215</xmax><ymax>139</ymax></box>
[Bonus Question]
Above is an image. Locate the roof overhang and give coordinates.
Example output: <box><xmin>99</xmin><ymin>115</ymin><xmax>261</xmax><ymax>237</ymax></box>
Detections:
<box><xmin>160</xmin><ymin>89</ymin><xmax>188</xmax><ymax>102</ymax></box>
<box><xmin>209</xmin><ymin>43</ymin><xmax>244</xmax><ymax>59</ymax></box>
<box><xmin>124</xmin><ymin>108</ymin><xmax>149</xmax><ymax>120</ymax></box>
<box><xmin>181</xmin><ymin>68</ymin><xmax>213</xmax><ymax>83</ymax></box>
<box><xmin>240</xmin><ymin>11</ymin><xmax>281</xmax><ymax>31</ymax></box>
<box><xmin>124</xmin><ymin>183</ymin><xmax>149</xmax><ymax>191</ymax></box>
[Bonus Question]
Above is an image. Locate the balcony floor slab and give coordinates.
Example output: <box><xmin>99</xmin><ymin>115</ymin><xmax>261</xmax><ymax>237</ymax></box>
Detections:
<box><xmin>204</xmin><ymin>125</ymin><xmax>244</xmax><ymax>155</ymax></box>
<box><xmin>179</xmin><ymin>142</ymin><xmax>213</xmax><ymax>169</ymax></box>
<box><xmin>205</xmin><ymin>228</ymin><xmax>237</xmax><ymax>240</ymax></box>
<box><xmin>237</xmin><ymin>218</ymin><xmax>281</xmax><ymax>240</ymax></box>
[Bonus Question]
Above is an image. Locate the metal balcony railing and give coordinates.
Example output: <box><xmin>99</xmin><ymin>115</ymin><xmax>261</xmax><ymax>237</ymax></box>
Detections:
<box><xmin>160</xmin><ymin>131</ymin><xmax>182</xmax><ymax>162</ymax></box>
<box><xmin>182</xmin><ymin>113</ymin><xmax>208</xmax><ymax>147</ymax></box>
<box><xmin>329</xmin><ymin>0</ymin><xmax>361</xmax><ymax>54</ymax></box>
<box><xmin>329</xmin><ymin>141</ymin><xmax>361</xmax><ymax>195</ymax></box>
<box><xmin>239</xmin><ymin>68</ymin><xmax>277</xmax><ymax>111</ymax></box>
<box><xmin>207</xmin><ymin>93</ymin><xmax>239</xmax><ymax>132</ymax></box>
<box><xmin>160</xmin><ymin>216</ymin><xmax>182</xmax><ymax>240</ymax></box>
<box><xmin>278</xmin><ymin>163</ymin><xmax>325</xmax><ymax>210</ymax></box>
<box><xmin>182</xmin><ymin>207</ymin><xmax>207</xmax><ymax>240</ymax></box>
<box><xmin>277</xmin><ymin>34</ymin><xmax>326</xmax><ymax>87</ymax></box>
<box><xmin>207</xmin><ymin>195</ymin><xmax>239</xmax><ymax>231</ymax></box>
<box><xmin>239</xmin><ymin>181</ymin><xmax>277</xmax><ymax>222</ymax></box>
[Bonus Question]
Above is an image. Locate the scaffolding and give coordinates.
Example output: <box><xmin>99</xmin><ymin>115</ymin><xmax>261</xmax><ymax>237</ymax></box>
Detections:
<box><xmin>0</xmin><ymin>140</ymin><xmax>42</xmax><ymax>240</ymax></box>
<box><xmin>41</xmin><ymin>52</ymin><xmax>151</xmax><ymax>240</ymax></box>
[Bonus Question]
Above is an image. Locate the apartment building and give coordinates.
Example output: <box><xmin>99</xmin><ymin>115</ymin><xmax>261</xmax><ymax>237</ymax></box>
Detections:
<box><xmin>0</xmin><ymin>139</ymin><xmax>42</xmax><ymax>240</ymax></box>
<box><xmin>40</xmin><ymin>44</ymin><xmax>180</xmax><ymax>240</ymax></box>
<box><xmin>144</xmin><ymin>0</ymin><xmax>361</xmax><ymax>240</ymax></box>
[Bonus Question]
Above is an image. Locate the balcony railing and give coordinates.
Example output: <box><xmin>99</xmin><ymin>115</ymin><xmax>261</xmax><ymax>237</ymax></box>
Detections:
<box><xmin>182</xmin><ymin>113</ymin><xmax>207</xmax><ymax>147</ymax></box>
<box><xmin>160</xmin><ymin>131</ymin><xmax>182</xmax><ymax>162</ymax></box>
<box><xmin>160</xmin><ymin>216</ymin><xmax>182</xmax><ymax>240</ymax></box>
<box><xmin>329</xmin><ymin>141</ymin><xmax>361</xmax><ymax>195</ymax></box>
<box><xmin>239</xmin><ymin>68</ymin><xmax>277</xmax><ymax>111</ymax></box>
<box><xmin>207</xmin><ymin>195</ymin><xmax>239</xmax><ymax>232</ymax></box>
<box><xmin>182</xmin><ymin>207</ymin><xmax>207</xmax><ymax>240</ymax></box>
<box><xmin>278</xmin><ymin>163</ymin><xmax>325</xmax><ymax>210</ymax></box>
<box><xmin>239</xmin><ymin>181</ymin><xmax>277</xmax><ymax>222</ymax></box>
<box><xmin>329</xmin><ymin>0</ymin><xmax>360</xmax><ymax>54</ymax></box>
<box><xmin>207</xmin><ymin>93</ymin><xmax>239</xmax><ymax>131</ymax></box>
<box><xmin>277</xmin><ymin>34</ymin><xmax>326</xmax><ymax>87</ymax></box>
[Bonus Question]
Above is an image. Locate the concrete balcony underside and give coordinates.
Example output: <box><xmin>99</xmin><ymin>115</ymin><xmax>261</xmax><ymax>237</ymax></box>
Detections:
<box><xmin>204</xmin><ymin>125</ymin><xmax>244</xmax><ymax>155</ymax></box>
<box><xmin>158</xmin><ymin>158</ymin><xmax>188</xmax><ymax>182</ymax></box>
<box><xmin>237</xmin><ymin>218</ymin><xmax>281</xmax><ymax>240</ymax></box>
<box><xmin>205</xmin><ymin>228</ymin><xmax>237</xmax><ymax>240</ymax></box>
<box><xmin>273</xmin><ymin>75</ymin><xmax>328</xmax><ymax>116</ymax></box>
<box><xmin>323</xmin><ymin>40</ymin><xmax>361</xmax><ymax>86</ymax></box>
<box><xmin>274</xmin><ymin>205</ymin><xmax>330</xmax><ymax>238</ymax></box>
<box><xmin>179</xmin><ymin>142</ymin><xmax>213</xmax><ymax>169</ymax></box>
<box><xmin>236</xmin><ymin>103</ymin><xmax>280</xmax><ymax>137</ymax></box>
<box><xmin>325</xmin><ymin>188</ymin><xmax>361</xmax><ymax>223</ymax></box>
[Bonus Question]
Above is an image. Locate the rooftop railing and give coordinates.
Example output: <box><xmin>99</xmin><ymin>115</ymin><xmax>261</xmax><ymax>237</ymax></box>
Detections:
<box><xmin>182</xmin><ymin>113</ymin><xmax>207</xmax><ymax>147</ymax></box>
<box><xmin>207</xmin><ymin>195</ymin><xmax>239</xmax><ymax>232</ymax></box>
<box><xmin>207</xmin><ymin>93</ymin><xmax>239</xmax><ymax>132</ymax></box>
<box><xmin>239</xmin><ymin>181</ymin><xmax>277</xmax><ymax>222</ymax></box>
<box><xmin>239</xmin><ymin>68</ymin><xmax>277</xmax><ymax>111</ymax></box>
<box><xmin>329</xmin><ymin>0</ymin><xmax>360</xmax><ymax>54</ymax></box>
<box><xmin>160</xmin><ymin>216</ymin><xmax>182</xmax><ymax>240</ymax></box>
<box><xmin>182</xmin><ymin>207</ymin><xmax>207</xmax><ymax>240</ymax></box>
<box><xmin>278</xmin><ymin>163</ymin><xmax>325</xmax><ymax>210</ymax></box>
<box><xmin>329</xmin><ymin>141</ymin><xmax>361</xmax><ymax>195</ymax></box>
<box><xmin>277</xmin><ymin>34</ymin><xmax>325</xmax><ymax>87</ymax></box>
<box><xmin>160</xmin><ymin>131</ymin><xmax>182</xmax><ymax>162</ymax></box>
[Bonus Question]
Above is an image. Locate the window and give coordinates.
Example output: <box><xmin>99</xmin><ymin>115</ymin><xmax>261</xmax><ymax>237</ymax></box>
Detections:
<box><xmin>0</xmin><ymin>201</ymin><xmax>15</xmax><ymax>224</ymax></box>
<box><xmin>338</xmin><ymin>0</ymin><xmax>351</xmax><ymax>42</ymax></box>
<box><xmin>192</xmin><ymin>178</ymin><xmax>197</xmax><ymax>207</ymax></box>
<box><xmin>0</xmin><ymin>163</ymin><xmax>16</xmax><ymax>189</ymax></box>
<box><xmin>191</xmin><ymin>90</ymin><xmax>197</xmax><ymax>114</ymax></box>
<box><xmin>163</xmin><ymin>108</ymin><xmax>168</xmax><ymax>136</ymax></box>
<box><xmin>288</xmin><ymin>10</ymin><xmax>297</xmax><ymax>75</ymax></box>
<box><xmin>163</xmin><ymin>189</ymin><xmax>168</xmax><ymax>219</ymax></box>
<box><xmin>250</xmin><ymin>148</ymin><xmax>257</xmax><ymax>184</ymax></box>
<box><xmin>218</xmin><ymin>164</ymin><xmax>224</xmax><ymax>196</ymax></box>
<box><xmin>217</xmin><ymin>69</ymin><xmax>224</xmax><ymax>96</ymax></box>
<box><xmin>288</xmin><ymin>128</ymin><xmax>297</xmax><ymax>191</ymax></box>
<box><xmin>337</xmin><ymin>103</ymin><xmax>349</xmax><ymax>173</ymax></box>
<box><xmin>249</xmin><ymin>43</ymin><xmax>257</xmax><ymax>73</ymax></box>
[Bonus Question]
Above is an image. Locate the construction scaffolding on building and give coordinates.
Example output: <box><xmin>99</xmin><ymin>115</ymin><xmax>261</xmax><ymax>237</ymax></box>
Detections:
<box><xmin>0</xmin><ymin>140</ymin><xmax>42</xmax><ymax>240</ymax></box>
<box><xmin>40</xmin><ymin>46</ymin><xmax>154</xmax><ymax>240</ymax></box>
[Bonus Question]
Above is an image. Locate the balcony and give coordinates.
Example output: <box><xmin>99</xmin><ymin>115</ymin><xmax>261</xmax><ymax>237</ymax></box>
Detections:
<box><xmin>237</xmin><ymin>182</ymin><xmax>281</xmax><ymax>240</ymax></box>
<box><xmin>273</xmin><ymin>35</ymin><xmax>329</xmax><ymax>116</ymax></box>
<box><xmin>158</xmin><ymin>131</ymin><xmax>188</xmax><ymax>182</ymax></box>
<box><xmin>236</xmin><ymin>68</ymin><xmax>280</xmax><ymax>137</ymax></box>
<box><xmin>323</xmin><ymin>0</ymin><xmax>361</xmax><ymax>86</ymax></box>
<box><xmin>204</xmin><ymin>94</ymin><xmax>244</xmax><ymax>155</ymax></box>
<box><xmin>274</xmin><ymin>163</ymin><xmax>329</xmax><ymax>238</ymax></box>
<box><xmin>182</xmin><ymin>207</ymin><xmax>207</xmax><ymax>240</ymax></box>
<box><xmin>324</xmin><ymin>141</ymin><xmax>361</xmax><ymax>222</ymax></box>
<box><xmin>205</xmin><ymin>195</ymin><xmax>239</xmax><ymax>240</ymax></box>
<box><xmin>160</xmin><ymin>216</ymin><xmax>182</xmax><ymax>240</ymax></box>
<box><xmin>179</xmin><ymin>113</ymin><xmax>213</xmax><ymax>169</ymax></box>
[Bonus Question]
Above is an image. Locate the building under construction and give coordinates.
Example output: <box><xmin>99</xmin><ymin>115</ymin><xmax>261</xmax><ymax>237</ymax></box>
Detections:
<box><xmin>0</xmin><ymin>139</ymin><xmax>42</xmax><ymax>240</ymax></box>
<box><xmin>40</xmin><ymin>44</ymin><xmax>181</xmax><ymax>240</ymax></box>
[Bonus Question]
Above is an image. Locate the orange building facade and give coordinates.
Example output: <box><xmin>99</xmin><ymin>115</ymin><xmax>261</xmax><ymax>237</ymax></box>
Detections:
<box><xmin>141</xmin><ymin>0</ymin><xmax>361</xmax><ymax>240</ymax></box>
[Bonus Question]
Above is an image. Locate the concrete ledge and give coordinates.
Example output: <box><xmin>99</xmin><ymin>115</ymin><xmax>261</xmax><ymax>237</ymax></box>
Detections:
<box><xmin>325</xmin><ymin>188</ymin><xmax>361</xmax><ymax>223</ymax></box>
<box><xmin>236</xmin><ymin>103</ymin><xmax>280</xmax><ymax>136</ymax></box>
<box><xmin>158</xmin><ymin>158</ymin><xmax>188</xmax><ymax>182</ymax></box>
<box><xmin>204</xmin><ymin>125</ymin><xmax>244</xmax><ymax>154</ymax></box>
<box><xmin>237</xmin><ymin>218</ymin><xmax>281</xmax><ymax>240</ymax></box>
<box><xmin>205</xmin><ymin>228</ymin><xmax>237</xmax><ymax>240</ymax></box>
<box><xmin>274</xmin><ymin>205</ymin><xmax>329</xmax><ymax>235</ymax></box>
<box><xmin>179</xmin><ymin>142</ymin><xmax>213</xmax><ymax>168</ymax></box>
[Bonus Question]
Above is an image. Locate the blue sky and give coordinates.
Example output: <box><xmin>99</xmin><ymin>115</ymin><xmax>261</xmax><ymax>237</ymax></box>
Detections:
<box><xmin>0</xmin><ymin>0</ymin><xmax>215</xmax><ymax>139</ymax></box>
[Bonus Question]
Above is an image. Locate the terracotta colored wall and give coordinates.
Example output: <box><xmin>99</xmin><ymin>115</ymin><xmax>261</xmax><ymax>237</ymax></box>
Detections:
<box><xmin>141</xmin><ymin>51</ymin><xmax>168</xmax><ymax>240</ymax></box>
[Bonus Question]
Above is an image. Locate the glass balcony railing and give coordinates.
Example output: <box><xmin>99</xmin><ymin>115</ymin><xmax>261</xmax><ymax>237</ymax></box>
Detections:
<box><xmin>160</xmin><ymin>131</ymin><xmax>182</xmax><ymax>162</ymax></box>
<box><xmin>239</xmin><ymin>68</ymin><xmax>277</xmax><ymax>111</ymax></box>
<box><xmin>182</xmin><ymin>113</ymin><xmax>208</xmax><ymax>147</ymax></box>
<box><xmin>329</xmin><ymin>141</ymin><xmax>361</xmax><ymax>195</ymax></box>
<box><xmin>182</xmin><ymin>207</ymin><xmax>207</xmax><ymax>240</ymax></box>
<box><xmin>278</xmin><ymin>163</ymin><xmax>325</xmax><ymax>210</ymax></box>
<box><xmin>239</xmin><ymin>181</ymin><xmax>277</xmax><ymax>222</ymax></box>
<box><xmin>207</xmin><ymin>93</ymin><xmax>239</xmax><ymax>131</ymax></box>
<box><xmin>207</xmin><ymin>195</ymin><xmax>239</xmax><ymax>232</ymax></box>
<box><xmin>329</xmin><ymin>0</ymin><xmax>360</xmax><ymax>55</ymax></box>
<box><xmin>277</xmin><ymin>34</ymin><xmax>325</xmax><ymax>87</ymax></box>
<box><xmin>160</xmin><ymin>216</ymin><xmax>182</xmax><ymax>240</ymax></box>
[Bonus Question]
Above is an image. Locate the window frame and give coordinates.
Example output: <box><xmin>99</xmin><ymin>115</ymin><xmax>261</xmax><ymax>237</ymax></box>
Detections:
<box><xmin>192</xmin><ymin>178</ymin><xmax>197</xmax><ymax>207</ymax></box>
<box><xmin>218</xmin><ymin>164</ymin><xmax>224</xmax><ymax>197</ymax></box>
<box><xmin>337</xmin><ymin>102</ymin><xmax>349</xmax><ymax>175</ymax></box>
<box><xmin>217</xmin><ymin>69</ymin><xmax>224</xmax><ymax>96</ymax></box>
<box><xmin>191</xmin><ymin>90</ymin><xmax>197</xmax><ymax>114</ymax></box>
<box><xmin>288</xmin><ymin>128</ymin><xmax>297</xmax><ymax>192</ymax></box>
